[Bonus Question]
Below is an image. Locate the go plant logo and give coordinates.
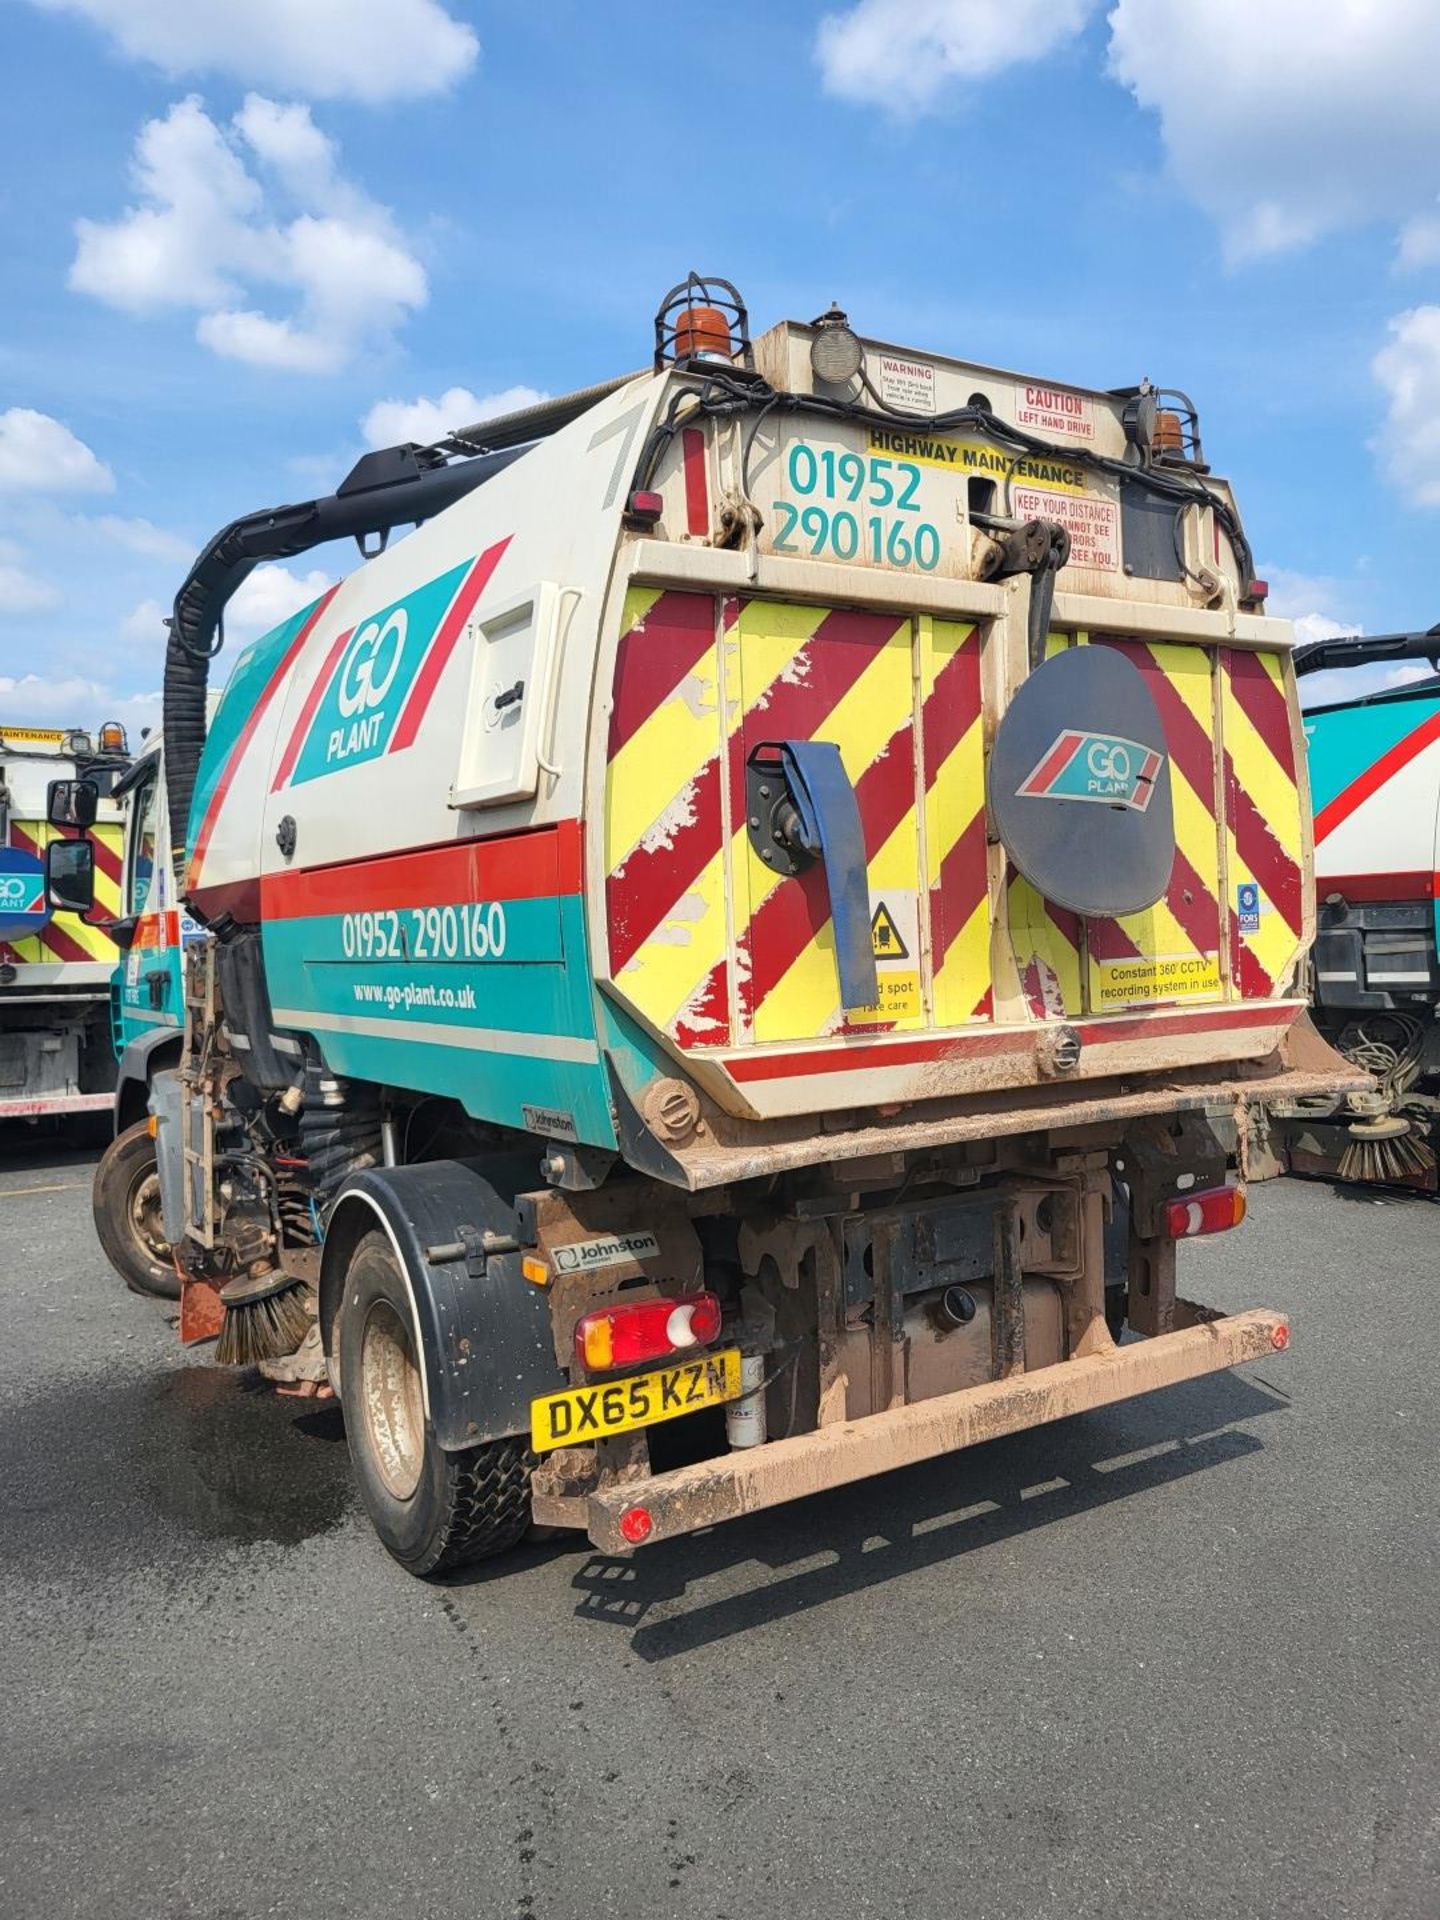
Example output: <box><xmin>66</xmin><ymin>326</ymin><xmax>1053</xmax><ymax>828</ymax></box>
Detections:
<box><xmin>1017</xmin><ymin>728</ymin><xmax>1164</xmax><ymax>814</ymax></box>
<box><xmin>290</xmin><ymin>558</ymin><xmax>476</xmax><ymax>786</ymax></box>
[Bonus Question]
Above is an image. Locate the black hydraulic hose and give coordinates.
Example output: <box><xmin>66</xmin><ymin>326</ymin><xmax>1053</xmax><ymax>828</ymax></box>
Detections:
<box><xmin>1293</xmin><ymin>627</ymin><xmax>1440</xmax><ymax>677</ymax></box>
<box><xmin>632</xmin><ymin>370</ymin><xmax>1258</xmax><ymax>590</ymax></box>
<box><xmin>163</xmin><ymin>446</ymin><xmax>526</xmax><ymax>890</ymax></box>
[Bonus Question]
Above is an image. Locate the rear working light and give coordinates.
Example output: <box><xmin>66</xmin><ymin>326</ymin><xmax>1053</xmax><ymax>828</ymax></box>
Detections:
<box><xmin>574</xmin><ymin>1290</ymin><xmax>722</xmax><ymax>1373</ymax></box>
<box><xmin>1163</xmin><ymin>1184</ymin><xmax>1247</xmax><ymax>1239</ymax></box>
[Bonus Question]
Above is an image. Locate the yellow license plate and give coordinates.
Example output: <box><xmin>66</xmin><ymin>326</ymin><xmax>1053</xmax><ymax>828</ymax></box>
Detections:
<box><xmin>530</xmin><ymin>1347</ymin><xmax>743</xmax><ymax>1453</ymax></box>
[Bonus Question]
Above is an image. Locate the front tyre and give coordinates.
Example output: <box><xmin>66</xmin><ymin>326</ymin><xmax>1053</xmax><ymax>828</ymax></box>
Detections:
<box><xmin>92</xmin><ymin>1119</ymin><xmax>179</xmax><ymax>1300</ymax></box>
<box><xmin>338</xmin><ymin>1231</ymin><xmax>534</xmax><ymax>1577</ymax></box>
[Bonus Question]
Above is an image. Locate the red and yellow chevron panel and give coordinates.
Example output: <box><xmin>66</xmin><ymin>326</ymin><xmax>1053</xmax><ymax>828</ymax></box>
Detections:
<box><xmin>1084</xmin><ymin>636</ymin><xmax>1224</xmax><ymax>1010</ymax></box>
<box><xmin>1220</xmin><ymin>648</ymin><xmax>1305</xmax><ymax>996</ymax></box>
<box><xmin>736</xmin><ymin>601</ymin><xmax>920</xmax><ymax>1043</ymax></box>
<box><xmin>605</xmin><ymin>593</ymin><xmax>995</xmax><ymax>1051</ymax></box>
<box><xmin>604</xmin><ymin>600</ymin><xmax>1305</xmax><ymax>1057</ymax></box>
<box><xmin>604</xmin><ymin>588</ymin><xmax>732</xmax><ymax>1047</ymax></box>
<box><xmin>922</xmin><ymin>619</ymin><xmax>991</xmax><ymax>1027</ymax></box>
<box><xmin>1007</xmin><ymin>866</ymin><xmax>1083</xmax><ymax>1017</ymax></box>
<box><xmin>0</xmin><ymin>820</ymin><xmax>122</xmax><ymax>966</ymax></box>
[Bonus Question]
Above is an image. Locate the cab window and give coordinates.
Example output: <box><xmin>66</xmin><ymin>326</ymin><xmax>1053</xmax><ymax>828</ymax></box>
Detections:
<box><xmin>125</xmin><ymin>774</ymin><xmax>159</xmax><ymax>916</ymax></box>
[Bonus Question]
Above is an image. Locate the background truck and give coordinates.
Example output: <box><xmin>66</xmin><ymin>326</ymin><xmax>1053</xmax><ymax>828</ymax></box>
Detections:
<box><xmin>85</xmin><ymin>729</ymin><xmax>194</xmax><ymax>1296</ymax></box>
<box><xmin>75</xmin><ymin>274</ymin><xmax>1352</xmax><ymax>1578</ymax></box>
<box><xmin>0</xmin><ymin>721</ymin><xmax>129</xmax><ymax>1122</ymax></box>
<box><xmin>1265</xmin><ymin>629</ymin><xmax>1440</xmax><ymax>1186</ymax></box>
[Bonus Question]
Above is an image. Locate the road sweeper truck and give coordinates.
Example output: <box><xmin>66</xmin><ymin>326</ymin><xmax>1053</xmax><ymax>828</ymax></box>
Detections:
<box><xmin>71</xmin><ymin>276</ymin><xmax>1353</xmax><ymax>1576</ymax></box>
<box><xmin>1262</xmin><ymin>629</ymin><xmax>1440</xmax><ymax>1187</ymax></box>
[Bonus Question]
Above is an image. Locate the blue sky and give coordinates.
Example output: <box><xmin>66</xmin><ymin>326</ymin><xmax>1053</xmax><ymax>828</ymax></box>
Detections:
<box><xmin>4</xmin><ymin>0</ymin><xmax>1440</xmax><ymax>732</ymax></box>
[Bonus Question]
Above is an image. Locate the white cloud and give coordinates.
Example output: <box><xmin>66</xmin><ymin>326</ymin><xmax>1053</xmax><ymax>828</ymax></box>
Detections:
<box><xmin>1108</xmin><ymin>0</ymin><xmax>1440</xmax><ymax>265</ymax></box>
<box><xmin>1259</xmin><ymin>565</ymin><xmax>1367</xmax><ymax>665</ymax></box>
<box><xmin>121</xmin><ymin>597</ymin><xmax>168</xmax><ymax>645</ymax></box>
<box><xmin>816</xmin><ymin>0</ymin><xmax>1092</xmax><ymax>108</ymax></box>
<box><xmin>92</xmin><ymin>516</ymin><xmax>192</xmax><ymax>564</ymax></box>
<box><xmin>361</xmin><ymin>384</ymin><xmax>549</xmax><ymax>449</ymax></box>
<box><xmin>0</xmin><ymin>671</ymin><xmax>161</xmax><ymax>736</ymax></box>
<box><xmin>0</xmin><ymin>540</ymin><xmax>62</xmax><ymax>616</ymax></box>
<box><xmin>1288</xmin><ymin>613</ymin><xmax>1352</xmax><ymax>651</ymax></box>
<box><xmin>26</xmin><ymin>0</ymin><xmax>477</xmax><ymax>104</ymax></box>
<box><xmin>119</xmin><ymin>563</ymin><xmax>333</xmax><ymax>658</ymax></box>
<box><xmin>1372</xmin><ymin>308</ymin><xmax>1440</xmax><ymax>509</ymax></box>
<box><xmin>0</xmin><ymin>409</ymin><xmax>114</xmax><ymax>494</ymax></box>
<box><xmin>225</xmin><ymin>564</ymin><xmax>334</xmax><ymax>643</ymax></box>
<box><xmin>71</xmin><ymin>94</ymin><xmax>427</xmax><ymax>374</ymax></box>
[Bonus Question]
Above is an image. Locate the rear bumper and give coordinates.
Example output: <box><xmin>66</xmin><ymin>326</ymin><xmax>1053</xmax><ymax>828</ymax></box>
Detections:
<box><xmin>0</xmin><ymin>1091</ymin><xmax>113</xmax><ymax>1120</ymax></box>
<box><xmin>582</xmin><ymin>1305</ymin><xmax>1286</xmax><ymax>1554</ymax></box>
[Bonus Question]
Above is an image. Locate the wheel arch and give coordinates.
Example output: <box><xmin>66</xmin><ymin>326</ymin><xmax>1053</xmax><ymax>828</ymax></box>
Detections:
<box><xmin>114</xmin><ymin>1029</ymin><xmax>184</xmax><ymax>1134</ymax></box>
<box><xmin>319</xmin><ymin>1156</ymin><xmax>565</xmax><ymax>1451</ymax></box>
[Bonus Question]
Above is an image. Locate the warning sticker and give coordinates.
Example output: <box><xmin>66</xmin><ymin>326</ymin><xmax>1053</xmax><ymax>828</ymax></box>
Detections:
<box><xmin>1093</xmin><ymin>953</ymin><xmax>1221</xmax><ymax>1007</ymax></box>
<box><xmin>877</xmin><ymin>355</ymin><xmax>934</xmax><ymax>415</ymax></box>
<box><xmin>1012</xmin><ymin>484</ymin><xmax>1119</xmax><ymax>571</ymax></box>
<box><xmin>870</xmin><ymin>901</ymin><xmax>910</xmax><ymax>961</ymax></box>
<box><xmin>1014</xmin><ymin>384</ymin><xmax>1095</xmax><ymax>443</ymax></box>
<box><xmin>850</xmin><ymin>890</ymin><xmax>921</xmax><ymax>1025</ymax></box>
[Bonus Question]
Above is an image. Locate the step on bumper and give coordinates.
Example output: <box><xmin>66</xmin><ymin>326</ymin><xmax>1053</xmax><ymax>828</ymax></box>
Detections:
<box><xmin>584</xmin><ymin>1307</ymin><xmax>1288</xmax><ymax>1554</ymax></box>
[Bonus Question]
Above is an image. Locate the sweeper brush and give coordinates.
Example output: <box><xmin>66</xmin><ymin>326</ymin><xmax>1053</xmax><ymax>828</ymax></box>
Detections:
<box><xmin>1336</xmin><ymin>1114</ymin><xmax>1438</xmax><ymax>1185</ymax></box>
<box><xmin>214</xmin><ymin>1270</ymin><xmax>312</xmax><ymax>1367</ymax></box>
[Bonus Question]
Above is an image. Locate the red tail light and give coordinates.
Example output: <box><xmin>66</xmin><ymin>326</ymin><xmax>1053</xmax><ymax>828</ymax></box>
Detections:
<box><xmin>575</xmin><ymin>1290</ymin><xmax>722</xmax><ymax>1372</ymax></box>
<box><xmin>1163</xmin><ymin>1184</ymin><xmax>1247</xmax><ymax>1239</ymax></box>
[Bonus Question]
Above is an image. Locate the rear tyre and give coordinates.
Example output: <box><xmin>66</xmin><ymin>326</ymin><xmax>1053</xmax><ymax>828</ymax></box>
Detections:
<box><xmin>338</xmin><ymin>1230</ymin><xmax>534</xmax><ymax>1577</ymax></box>
<box><xmin>93</xmin><ymin>1119</ymin><xmax>179</xmax><ymax>1300</ymax></box>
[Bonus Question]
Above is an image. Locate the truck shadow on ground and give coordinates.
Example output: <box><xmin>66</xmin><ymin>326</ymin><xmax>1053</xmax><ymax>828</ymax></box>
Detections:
<box><xmin>546</xmin><ymin>1368</ymin><xmax>1287</xmax><ymax>1660</ymax></box>
<box><xmin>0</xmin><ymin>1121</ymin><xmax>106</xmax><ymax>1174</ymax></box>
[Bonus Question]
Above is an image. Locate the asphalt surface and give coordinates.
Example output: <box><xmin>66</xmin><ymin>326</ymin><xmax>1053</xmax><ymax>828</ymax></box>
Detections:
<box><xmin>1</xmin><ymin>1135</ymin><xmax>1436</xmax><ymax>1920</ymax></box>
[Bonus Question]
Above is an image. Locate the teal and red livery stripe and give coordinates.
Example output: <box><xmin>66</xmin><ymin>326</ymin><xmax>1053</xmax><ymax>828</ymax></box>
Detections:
<box><xmin>390</xmin><ymin>539</ymin><xmax>509</xmax><ymax>751</ymax></box>
<box><xmin>1313</xmin><ymin>706</ymin><xmax>1440</xmax><ymax>843</ymax></box>
<box><xmin>269</xmin><ymin>538</ymin><xmax>512</xmax><ymax>793</ymax></box>
<box><xmin>188</xmin><ymin>584</ymin><xmax>341</xmax><ymax>886</ymax></box>
<box><xmin>260</xmin><ymin>819</ymin><xmax>583</xmax><ymax>919</ymax></box>
<box><xmin>259</xmin><ymin>822</ymin><xmax>617</xmax><ymax>1146</ymax></box>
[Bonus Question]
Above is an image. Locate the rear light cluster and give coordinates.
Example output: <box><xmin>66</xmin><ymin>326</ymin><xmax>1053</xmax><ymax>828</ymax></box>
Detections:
<box><xmin>1163</xmin><ymin>1184</ymin><xmax>1247</xmax><ymax>1239</ymax></box>
<box><xmin>574</xmin><ymin>1290</ymin><xmax>722</xmax><ymax>1373</ymax></box>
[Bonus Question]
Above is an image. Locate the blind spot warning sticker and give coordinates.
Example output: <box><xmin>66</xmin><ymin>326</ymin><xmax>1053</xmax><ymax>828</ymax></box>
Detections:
<box><xmin>871</xmin><ymin>900</ymin><xmax>911</xmax><ymax>961</ymax></box>
<box><xmin>849</xmin><ymin>890</ymin><xmax>921</xmax><ymax>1027</ymax></box>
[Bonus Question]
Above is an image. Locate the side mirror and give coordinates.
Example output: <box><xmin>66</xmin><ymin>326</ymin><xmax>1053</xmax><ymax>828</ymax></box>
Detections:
<box><xmin>45</xmin><ymin>837</ymin><xmax>95</xmax><ymax>918</ymax></box>
<box><xmin>47</xmin><ymin>778</ymin><xmax>98</xmax><ymax>829</ymax></box>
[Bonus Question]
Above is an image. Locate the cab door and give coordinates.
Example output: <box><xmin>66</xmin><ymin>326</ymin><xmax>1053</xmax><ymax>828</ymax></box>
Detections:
<box><xmin>116</xmin><ymin>768</ymin><xmax>180</xmax><ymax>1041</ymax></box>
